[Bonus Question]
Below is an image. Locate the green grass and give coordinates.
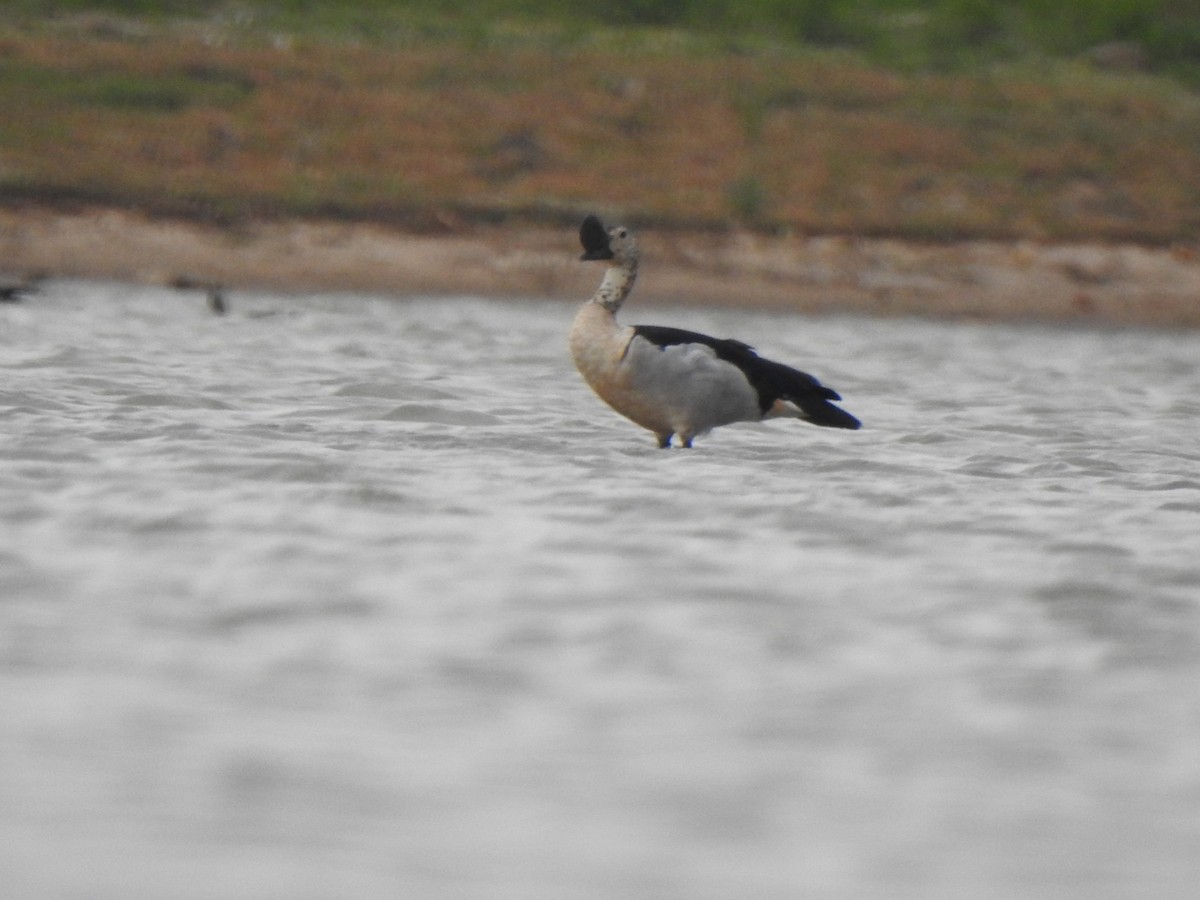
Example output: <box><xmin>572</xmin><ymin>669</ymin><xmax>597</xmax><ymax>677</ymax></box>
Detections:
<box><xmin>0</xmin><ymin>56</ymin><xmax>256</xmax><ymax>116</ymax></box>
<box><xmin>11</xmin><ymin>0</ymin><xmax>1200</xmax><ymax>82</ymax></box>
<box><xmin>727</xmin><ymin>173</ymin><xmax>769</xmax><ymax>222</ymax></box>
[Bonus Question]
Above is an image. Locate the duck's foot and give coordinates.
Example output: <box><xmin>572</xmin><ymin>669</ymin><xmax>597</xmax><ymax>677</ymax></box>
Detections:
<box><xmin>656</xmin><ymin>433</ymin><xmax>673</xmax><ymax>449</ymax></box>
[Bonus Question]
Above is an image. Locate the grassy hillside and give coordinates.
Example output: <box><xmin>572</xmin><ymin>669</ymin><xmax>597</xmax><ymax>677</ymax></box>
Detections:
<box><xmin>3</xmin><ymin>5</ymin><xmax>1200</xmax><ymax>242</ymax></box>
<box><xmin>12</xmin><ymin>0</ymin><xmax>1200</xmax><ymax>81</ymax></box>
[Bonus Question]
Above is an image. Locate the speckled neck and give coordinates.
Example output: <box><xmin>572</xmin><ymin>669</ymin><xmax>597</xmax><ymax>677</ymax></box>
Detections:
<box><xmin>592</xmin><ymin>257</ymin><xmax>638</xmax><ymax>312</ymax></box>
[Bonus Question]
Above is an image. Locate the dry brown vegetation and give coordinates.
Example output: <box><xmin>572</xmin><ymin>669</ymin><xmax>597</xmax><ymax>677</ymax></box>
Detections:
<box><xmin>4</xmin><ymin>20</ymin><xmax>1200</xmax><ymax>241</ymax></box>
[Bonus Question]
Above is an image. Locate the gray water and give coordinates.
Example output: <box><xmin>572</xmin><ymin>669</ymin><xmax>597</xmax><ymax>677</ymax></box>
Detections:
<box><xmin>2</xmin><ymin>281</ymin><xmax>1199</xmax><ymax>899</ymax></box>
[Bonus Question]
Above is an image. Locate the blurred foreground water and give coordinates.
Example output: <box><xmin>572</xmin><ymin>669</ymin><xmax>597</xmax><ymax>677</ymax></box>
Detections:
<box><xmin>2</xmin><ymin>282</ymin><xmax>1199</xmax><ymax>898</ymax></box>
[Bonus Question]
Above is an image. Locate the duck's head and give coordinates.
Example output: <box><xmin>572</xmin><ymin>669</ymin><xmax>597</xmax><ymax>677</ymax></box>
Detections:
<box><xmin>579</xmin><ymin>214</ymin><xmax>638</xmax><ymax>264</ymax></box>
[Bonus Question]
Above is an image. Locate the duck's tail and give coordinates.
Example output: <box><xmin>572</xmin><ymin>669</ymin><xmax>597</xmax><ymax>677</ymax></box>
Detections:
<box><xmin>794</xmin><ymin>394</ymin><xmax>862</xmax><ymax>429</ymax></box>
<box><xmin>767</xmin><ymin>362</ymin><xmax>862</xmax><ymax>430</ymax></box>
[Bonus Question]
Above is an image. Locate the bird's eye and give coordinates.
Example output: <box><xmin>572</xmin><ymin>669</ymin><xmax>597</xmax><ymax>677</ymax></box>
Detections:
<box><xmin>617</xmin><ymin>228</ymin><xmax>627</xmax><ymax>238</ymax></box>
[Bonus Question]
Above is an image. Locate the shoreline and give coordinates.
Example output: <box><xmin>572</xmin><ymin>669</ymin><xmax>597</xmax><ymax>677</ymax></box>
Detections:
<box><xmin>4</xmin><ymin>205</ymin><xmax>1200</xmax><ymax>327</ymax></box>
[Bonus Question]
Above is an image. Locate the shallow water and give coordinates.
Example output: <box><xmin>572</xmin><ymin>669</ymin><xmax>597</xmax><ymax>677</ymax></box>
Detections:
<box><xmin>2</xmin><ymin>281</ymin><xmax>1199</xmax><ymax>898</ymax></box>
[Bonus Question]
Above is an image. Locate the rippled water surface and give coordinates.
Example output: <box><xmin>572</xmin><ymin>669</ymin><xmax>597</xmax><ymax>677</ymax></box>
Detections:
<box><xmin>3</xmin><ymin>281</ymin><xmax>1199</xmax><ymax>898</ymax></box>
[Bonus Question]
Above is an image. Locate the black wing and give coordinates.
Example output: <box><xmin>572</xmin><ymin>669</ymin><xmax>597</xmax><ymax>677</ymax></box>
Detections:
<box><xmin>632</xmin><ymin>324</ymin><xmax>756</xmax><ymax>359</ymax></box>
<box><xmin>631</xmin><ymin>324</ymin><xmax>861</xmax><ymax>429</ymax></box>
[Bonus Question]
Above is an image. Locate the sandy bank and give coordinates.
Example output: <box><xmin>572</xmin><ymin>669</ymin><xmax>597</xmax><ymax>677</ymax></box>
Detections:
<box><xmin>3</xmin><ymin>206</ymin><xmax>1199</xmax><ymax>327</ymax></box>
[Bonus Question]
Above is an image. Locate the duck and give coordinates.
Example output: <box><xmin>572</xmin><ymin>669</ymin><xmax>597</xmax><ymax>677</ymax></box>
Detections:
<box><xmin>0</xmin><ymin>274</ymin><xmax>44</xmax><ymax>303</ymax></box>
<box><xmin>568</xmin><ymin>214</ymin><xmax>861</xmax><ymax>448</ymax></box>
<box><xmin>169</xmin><ymin>274</ymin><xmax>227</xmax><ymax>315</ymax></box>
<box><xmin>206</xmin><ymin>285</ymin><xmax>228</xmax><ymax>316</ymax></box>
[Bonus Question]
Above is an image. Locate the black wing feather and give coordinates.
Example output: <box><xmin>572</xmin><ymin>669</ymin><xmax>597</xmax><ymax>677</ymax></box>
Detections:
<box><xmin>632</xmin><ymin>324</ymin><xmax>861</xmax><ymax>430</ymax></box>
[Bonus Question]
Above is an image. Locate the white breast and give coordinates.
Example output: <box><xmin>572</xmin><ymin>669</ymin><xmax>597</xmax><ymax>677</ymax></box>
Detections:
<box><xmin>570</xmin><ymin>303</ymin><xmax>760</xmax><ymax>439</ymax></box>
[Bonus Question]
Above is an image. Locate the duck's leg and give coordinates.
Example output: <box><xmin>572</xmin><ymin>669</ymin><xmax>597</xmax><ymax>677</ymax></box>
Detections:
<box><xmin>656</xmin><ymin>433</ymin><xmax>673</xmax><ymax>449</ymax></box>
<box><xmin>678</xmin><ymin>431</ymin><xmax>695</xmax><ymax>449</ymax></box>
